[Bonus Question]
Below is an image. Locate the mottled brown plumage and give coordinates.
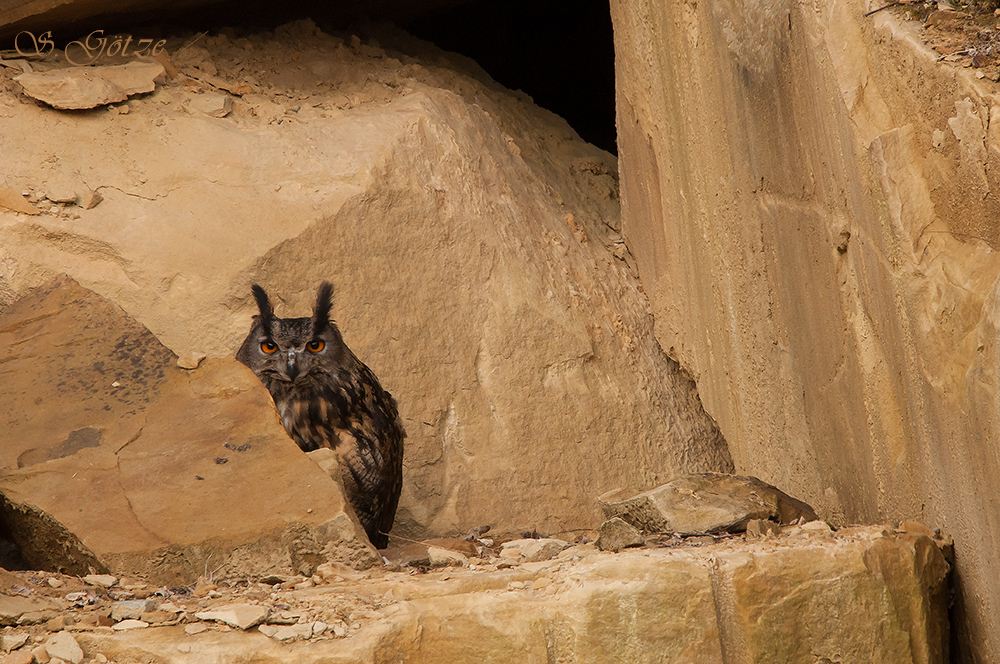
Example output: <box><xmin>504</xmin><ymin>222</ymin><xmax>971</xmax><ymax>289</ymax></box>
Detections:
<box><xmin>236</xmin><ymin>283</ymin><xmax>404</xmax><ymax>548</ymax></box>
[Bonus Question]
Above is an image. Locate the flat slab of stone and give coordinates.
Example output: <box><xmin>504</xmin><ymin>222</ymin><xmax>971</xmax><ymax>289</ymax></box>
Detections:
<box><xmin>0</xmin><ymin>188</ymin><xmax>39</xmax><ymax>215</ymax></box>
<box><xmin>0</xmin><ymin>596</ymin><xmax>60</xmax><ymax>626</ymax></box>
<box><xmin>195</xmin><ymin>604</ymin><xmax>269</xmax><ymax>631</ymax></box>
<box><xmin>499</xmin><ymin>538</ymin><xmax>571</xmax><ymax>563</ymax></box>
<box><xmin>67</xmin><ymin>526</ymin><xmax>948</xmax><ymax>663</ymax></box>
<box><xmin>111</xmin><ymin>600</ymin><xmax>157</xmax><ymax>622</ymax></box>
<box><xmin>599</xmin><ymin>473</ymin><xmax>818</xmax><ymax>535</ymax></box>
<box><xmin>15</xmin><ymin>62</ymin><xmax>165</xmax><ymax>110</ymax></box>
<box><xmin>0</xmin><ymin>276</ymin><xmax>378</xmax><ymax>584</ymax></box>
<box><xmin>44</xmin><ymin>632</ymin><xmax>83</xmax><ymax>664</ymax></box>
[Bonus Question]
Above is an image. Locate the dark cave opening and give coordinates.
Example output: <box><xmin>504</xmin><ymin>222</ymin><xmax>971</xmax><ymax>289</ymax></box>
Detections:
<box><xmin>400</xmin><ymin>0</ymin><xmax>618</xmax><ymax>155</ymax></box>
<box><xmin>3</xmin><ymin>0</ymin><xmax>618</xmax><ymax>155</ymax></box>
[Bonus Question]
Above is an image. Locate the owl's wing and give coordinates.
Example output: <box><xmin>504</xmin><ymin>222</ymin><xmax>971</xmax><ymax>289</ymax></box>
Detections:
<box><xmin>323</xmin><ymin>364</ymin><xmax>405</xmax><ymax>549</ymax></box>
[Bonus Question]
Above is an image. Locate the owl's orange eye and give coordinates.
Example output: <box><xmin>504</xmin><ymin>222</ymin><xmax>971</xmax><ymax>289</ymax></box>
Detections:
<box><xmin>308</xmin><ymin>339</ymin><xmax>325</xmax><ymax>352</ymax></box>
<box><xmin>261</xmin><ymin>340</ymin><xmax>278</xmax><ymax>354</ymax></box>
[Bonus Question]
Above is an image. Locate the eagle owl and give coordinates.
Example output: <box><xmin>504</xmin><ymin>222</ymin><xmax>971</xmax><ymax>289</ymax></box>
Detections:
<box><xmin>236</xmin><ymin>283</ymin><xmax>404</xmax><ymax>549</ymax></box>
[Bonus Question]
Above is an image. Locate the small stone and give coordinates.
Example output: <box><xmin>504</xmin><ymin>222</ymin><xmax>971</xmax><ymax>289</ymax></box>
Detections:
<box><xmin>293</xmin><ymin>579</ymin><xmax>314</xmax><ymax>590</ymax></box>
<box><xmin>94</xmin><ymin>655</ymin><xmax>108</xmax><ymax>663</ymax></box>
<box><xmin>45</xmin><ymin>617</ymin><xmax>65</xmax><ymax>632</ymax></box>
<box><xmin>177</xmin><ymin>353</ymin><xmax>206</xmax><ymax>370</ymax></box>
<box><xmin>898</xmin><ymin>520</ymin><xmax>935</xmax><ymax>538</ymax></box>
<box><xmin>1</xmin><ymin>632</ymin><xmax>28</xmax><ymax>652</ymax></box>
<box><xmin>257</xmin><ymin>624</ymin><xmax>278</xmax><ymax>638</ymax></box>
<box><xmin>800</xmin><ymin>520</ymin><xmax>833</xmax><ymax>536</ymax></box>
<box><xmin>111</xmin><ymin>599</ymin><xmax>157</xmax><ymax>622</ymax></box>
<box><xmin>501</xmin><ymin>538</ymin><xmax>571</xmax><ymax>562</ymax></box>
<box><xmin>80</xmin><ymin>189</ymin><xmax>103</xmax><ymax>210</ymax></box>
<box><xmin>15</xmin><ymin>610</ymin><xmax>55</xmax><ymax>626</ymax></box>
<box><xmin>427</xmin><ymin>546</ymin><xmax>468</xmax><ymax>567</ymax></box>
<box><xmin>82</xmin><ymin>575</ymin><xmax>117</xmax><ymax>589</ymax></box>
<box><xmin>30</xmin><ymin>645</ymin><xmax>49</xmax><ymax>664</ymax></box>
<box><xmin>596</xmin><ymin>517</ymin><xmax>645</xmax><ymax>552</ymax></box>
<box><xmin>111</xmin><ymin>620</ymin><xmax>148</xmax><ymax>631</ymax></box>
<box><xmin>267</xmin><ymin>624</ymin><xmax>313</xmax><ymax>641</ymax></box>
<box><xmin>313</xmin><ymin>562</ymin><xmax>360</xmax><ymax>582</ymax></box>
<box><xmin>48</xmin><ymin>206</ymin><xmax>59</xmax><ymax>214</ymax></box>
<box><xmin>380</xmin><ymin>544</ymin><xmax>431</xmax><ymax>568</ymax></box>
<box><xmin>0</xmin><ymin>649</ymin><xmax>34</xmax><ymax>664</ymax></box>
<box><xmin>268</xmin><ymin>611</ymin><xmax>300</xmax><ymax>625</ymax></box>
<box><xmin>189</xmin><ymin>93</ymin><xmax>233</xmax><ymax>118</ymax></box>
<box><xmin>331</xmin><ymin>622</ymin><xmax>347</xmax><ymax>637</ymax></box>
<box><xmin>312</xmin><ymin>621</ymin><xmax>327</xmax><ymax>636</ymax></box>
<box><xmin>184</xmin><ymin>623</ymin><xmax>208</xmax><ymax>635</ymax></box>
<box><xmin>140</xmin><ymin>611</ymin><xmax>174</xmax><ymax>624</ymax></box>
<box><xmin>46</xmin><ymin>579</ymin><xmax>64</xmax><ymax>589</ymax></box>
<box><xmin>195</xmin><ymin>604</ymin><xmax>269</xmax><ymax>630</ymax></box>
<box><xmin>507</xmin><ymin>581</ymin><xmax>525</xmax><ymax>590</ymax></box>
<box><xmin>44</xmin><ymin>633</ymin><xmax>83</xmax><ymax>664</ymax></box>
<box><xmin>745</xmin><ymin>519</ymin><xmax>781</xmax><ymax>539</ymax></box>
<box><xmin>45</xmin><ymin>189</ymin><xmax>77</xmax><ymax>204</ymax></box>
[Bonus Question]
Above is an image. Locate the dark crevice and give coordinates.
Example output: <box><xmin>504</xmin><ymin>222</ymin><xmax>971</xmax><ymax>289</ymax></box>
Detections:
<box><xmin>0</xmin><ymin>492</ymin><xmax>107</xmax><ymax>575</ymax></box>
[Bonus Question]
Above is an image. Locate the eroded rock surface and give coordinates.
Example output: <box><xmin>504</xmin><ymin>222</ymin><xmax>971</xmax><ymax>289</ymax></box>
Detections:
<box><xmin>0</xmin><ymin>276</ymin><xmax>378</xmax><ymax>583</ymax></box>
<box><xmin>611</xmin><ymin>0</ymin><xmax>1000</xmax><ymax>656</ymax></box>
<box><xmin>0</xmin><ymin>21</ymin><xmax>732</xmax><ymax>541</ymax></box>
<box><xmin>0</xmin><ymin>525</ymin><xmax>949</xmax><ymax>664</ymax></box>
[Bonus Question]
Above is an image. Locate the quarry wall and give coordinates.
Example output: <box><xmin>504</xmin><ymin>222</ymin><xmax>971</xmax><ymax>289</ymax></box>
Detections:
<box><xmin>612</xmin><ymin>0</ymin><xmax>1000</xmax><ymax>658</ymax></box>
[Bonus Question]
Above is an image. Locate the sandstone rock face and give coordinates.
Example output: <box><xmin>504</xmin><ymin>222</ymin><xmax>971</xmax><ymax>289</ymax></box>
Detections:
<box><xmin>59</xmin><ymin>526</ymin><xmax>947</xmax><ymax>664</ymax></box>
<box><xmin>611</xmin><ymin>0</ymin><xmax>999</xmax><ymax>657</ymax></box>
<box><xmin>0</xmin><ymin>22</ymin><xmax>732</xmax><ymax>541</ymax></box>
<box><xmin>0</xmin><ymin>276</ymin><xmax>378</xmax><ymax>584</ymax></box>
<box><xmin>599</xmin><ymin>473</ymin><xmax>818</xmax><ymax>535</ymax></box>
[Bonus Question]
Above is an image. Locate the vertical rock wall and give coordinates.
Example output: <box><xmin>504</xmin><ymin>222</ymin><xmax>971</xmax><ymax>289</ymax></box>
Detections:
<box><xmin>611</xmin><ymin>0</ymin><xmax>1000</xmax><ymax>658</ymax></box>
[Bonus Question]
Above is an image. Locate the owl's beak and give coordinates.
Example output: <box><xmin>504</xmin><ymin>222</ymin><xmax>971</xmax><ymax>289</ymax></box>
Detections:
<box><xmin>286</xmin><ymin>350</ymin><xmax>299</xmax><ymax>380</ymax></box>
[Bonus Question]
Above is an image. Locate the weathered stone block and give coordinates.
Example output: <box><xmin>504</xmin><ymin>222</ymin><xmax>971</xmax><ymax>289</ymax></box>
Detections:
<box><xmin>599</xmin><ymin>473</ymin><xmax>817</xmax><ymax>535</ymax></box>
<box><xmin>0</xmin><ymin>276</ymin><xmax>378</xmax><ymax>584</ymax></box>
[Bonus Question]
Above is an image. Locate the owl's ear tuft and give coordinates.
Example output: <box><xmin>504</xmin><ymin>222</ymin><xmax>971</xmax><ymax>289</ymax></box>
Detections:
<box><xmin>313</xmin><ymin>282</ymin><xmax>334</xmax><ymax>334</ymax></box>
<box><xmin>251</xmin><ymin>284</ymin><xmax>275</xmax><ymax>335</ymax></box>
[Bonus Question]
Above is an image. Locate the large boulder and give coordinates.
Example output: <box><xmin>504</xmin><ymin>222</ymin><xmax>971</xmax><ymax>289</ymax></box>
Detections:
<box><xmin>0</xmin><ymin>276</ymin><xmax>378</xmax><ymax>584</ymax></box>
<box><xmin>0</xmin><ymin>22</ymin><xmax>732</xmax><ymax>540</ymax></box>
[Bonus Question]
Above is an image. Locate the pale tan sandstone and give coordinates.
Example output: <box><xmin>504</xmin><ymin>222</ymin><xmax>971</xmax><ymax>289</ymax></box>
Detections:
<box><xmin>69</xmin><ymin>526</ymin><xmax>947</xmax><ymax>664</ymax></box>
<box><xmin>15</xmin><ymin>62</ymin><xmax>165</xmax><ymax>110</ymax></box>
<box><xmin>0</xmin><ymin>276</ymin><xmax>378</xmax><ymax>583</ymax></box>
<box><xmin>611</xmin><ymin>0</ymin><xmax>1000</xmax><ymax>657</ymax></box>
<box><xmin>0</xmin><ymin>24</ymin><xmax>731</xmax><ymax>543</ymax></box>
